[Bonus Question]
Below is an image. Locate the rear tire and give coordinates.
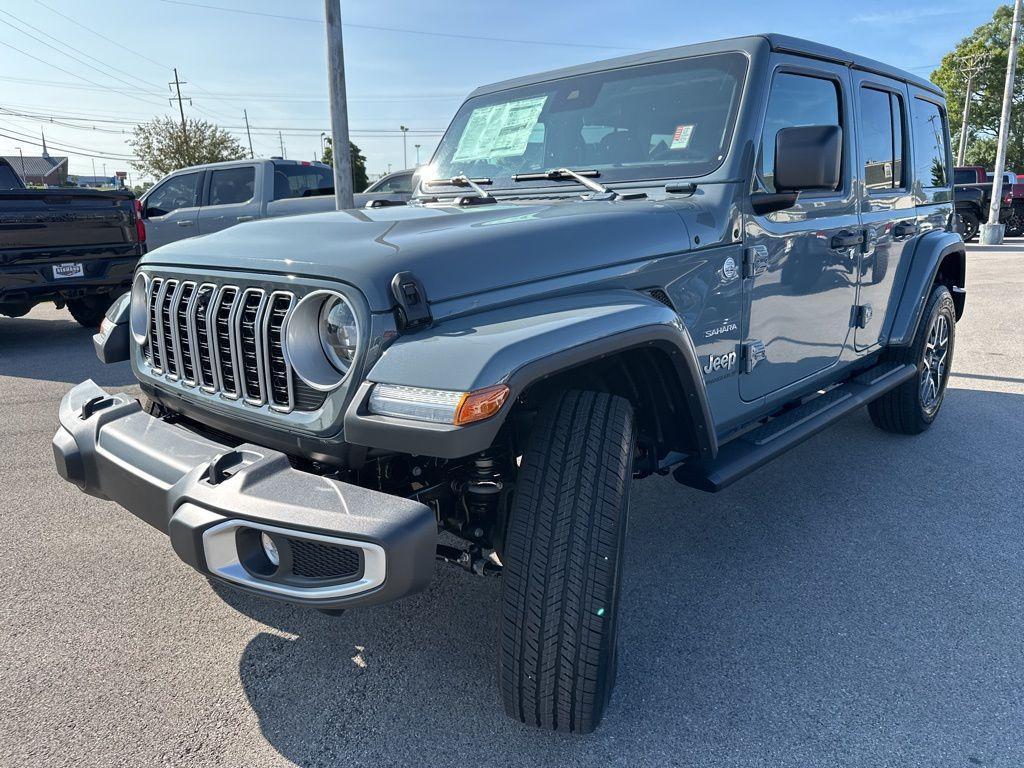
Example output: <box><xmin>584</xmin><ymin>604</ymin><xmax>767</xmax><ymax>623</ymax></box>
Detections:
<box><xmin>67</xmin><ymin>295</ymin><xmax>113</xmax><ymax>328</ymax></box>
<box><xmin>958</xmin><ymin>211</ymin><xmax>980</xmax><ymax>242</ymax></box>
<box><xmin>499</xmin><ymin>390</ymin><xmax>635</xmax><ymax>733</ymax></box>
<box><xmin>869</xmin><ymin>284</ymin><xmax>955</xmax><ymax>435</ymax></box>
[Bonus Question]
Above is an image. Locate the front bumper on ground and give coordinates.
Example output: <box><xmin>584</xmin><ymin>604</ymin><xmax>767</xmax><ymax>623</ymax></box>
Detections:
<box><xmin>52</xmin><ymin>380</ymin><xmax>437</xmax><ymax>610</ymax></box>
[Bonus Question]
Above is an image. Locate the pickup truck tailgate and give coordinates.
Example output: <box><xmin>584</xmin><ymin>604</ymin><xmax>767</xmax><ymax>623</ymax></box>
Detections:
<box><xmin>0</xmin><ymin>189</ymin><xmax>136</xmax><ymax>261</ymax></box>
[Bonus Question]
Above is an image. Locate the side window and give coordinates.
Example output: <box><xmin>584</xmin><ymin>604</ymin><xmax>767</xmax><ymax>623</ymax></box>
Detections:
<box><xmin>208</xmin><ymin>166</ymin><xmax>255</xmax><ymax>206</ymax></box>
<box><xmin>380</xmin><ymin>173</ymin><xmax>413</xmax><ymax>193</ymax></box>
<box><xmin>272</xmin><ymin>164</ymin><xmax>334</xmax><ymax>200</ymax></box>
<box><xmin>954</xmin><ymin>169</ymin><xmax>976</xmax><ymax>185</ymax></box>
<box><xmin>859</xmin><ymin>87</ymin><xmax>906</xmax><ymax>191</ymax></box>
<box><xmin>146</xmin><ymin>173</ymin><xmax>199</xmax><ymax>217</ymax></box>
<box><xmin>911</xmin><ymin>98</ymin><xmax>950</xmax><ymax>189</ymax></box>
<box><xmin>759</xmin><ymin>72</ymin><xmax>841</xmax><ymax>193</ymax></box>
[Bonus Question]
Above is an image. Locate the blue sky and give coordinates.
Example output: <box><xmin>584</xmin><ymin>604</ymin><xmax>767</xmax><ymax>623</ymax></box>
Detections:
<box><xmin>0</xmin><ymin>0</ymin><xmax>999</xmax><ymax>181</ymax></box>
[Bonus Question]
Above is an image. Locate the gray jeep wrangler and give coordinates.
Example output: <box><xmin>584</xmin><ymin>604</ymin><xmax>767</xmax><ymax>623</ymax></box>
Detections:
<box><xmin>54</xmin><ymin>34</ymin><xmax>966</xmax><ymax>733</ymax></box>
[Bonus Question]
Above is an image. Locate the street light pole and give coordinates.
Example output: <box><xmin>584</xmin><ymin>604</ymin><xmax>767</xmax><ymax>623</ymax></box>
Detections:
<box><xmin>415</xmin><ymin>144</ymin><xmax>421</xmax><ymax>165</ymax></box>
<box><xmin>324</xmin><ymin>0</ymin><xmax>354</xmax><ymax>209</ymax></box>
<box><xmin>15</xmin><ymin>147</ymin><xmax>25</xmax><ymax>181</ymax></box>
<box><xmin>982</xmin><ymin>0</ymin><xmax>1023</xmax><ymax>244</ymax></box>
<box><xmin>400</xmin><ymin>125</ymin><xmax>409</xmax><ymax>169</ymax></box>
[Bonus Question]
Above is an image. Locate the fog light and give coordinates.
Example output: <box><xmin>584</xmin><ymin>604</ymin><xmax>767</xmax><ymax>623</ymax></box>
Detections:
<box><xmin>261</xmin><ymin>532</ymin><xmax>280</xmax><ymax>567</ymax></box>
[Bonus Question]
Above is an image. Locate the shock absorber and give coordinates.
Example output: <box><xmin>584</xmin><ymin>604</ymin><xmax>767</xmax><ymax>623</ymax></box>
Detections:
<box><xmin>462</xmin><ymin>451</ymin><xmax>504</xmax><ymax>542</ymax></box>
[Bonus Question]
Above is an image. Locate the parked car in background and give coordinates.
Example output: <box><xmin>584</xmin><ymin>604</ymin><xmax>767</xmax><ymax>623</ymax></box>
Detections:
<box><xmin>0</xmin><ymin>158</ymin><xmax>145</xmax><ymax>326</ymax></box>
<box><xmin>954</xmin><ymin>184</ymin><xmax>985</xmax><ymax>242</ymax></box>
<box><xmin>953</xmin><ymin>165</ymin><xmax>1017</xmax><ymax>237</ymax></box>
<box><xmin>985</xmin><ymin>169</ymin><xmax>1024</xmax><ymax>236</ymax></box>
<box><xmin>57</xmin><ymin>34</ymin><xmax>966</xmax><ymax>734</ymax></box>
<box><xmin>141</xmin><ymin>159</ymin><xmax>417</xmax><ymax>249</ymax></box>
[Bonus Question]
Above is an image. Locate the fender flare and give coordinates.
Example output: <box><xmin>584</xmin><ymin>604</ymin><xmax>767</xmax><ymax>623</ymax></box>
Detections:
<box><xmin>886</xmin><ymin>231</ymin><xmax>965</xmax><ymax>348</ymax></box>
<box><xmin>343</xmin><ymin>290</ymin><xmax>716</xmax><ymax>460</ymax></box>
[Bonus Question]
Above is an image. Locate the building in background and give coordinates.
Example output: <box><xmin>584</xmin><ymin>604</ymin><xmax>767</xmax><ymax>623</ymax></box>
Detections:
<box><xmin>1</xmin><ymin>153</ymin><xmax>68</xmax><ymax>186</ymax></box>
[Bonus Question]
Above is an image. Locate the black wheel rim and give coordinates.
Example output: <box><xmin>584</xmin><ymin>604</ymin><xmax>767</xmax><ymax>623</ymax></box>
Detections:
<box><xmin>920</xmin><ymin>311</ymin><xmax>950</xmax><ymax>415</ymax></box>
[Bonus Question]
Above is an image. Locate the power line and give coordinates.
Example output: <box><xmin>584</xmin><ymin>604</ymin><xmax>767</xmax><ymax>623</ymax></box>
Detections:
<box><xmin>33</xmin><ymin>0</ymin><xmax>167</xmax><ymax>70</ymax></box>
<box><xmin>154</xmin><ymin>0</ymin><xmax>634</xmax><ymax>50</ymax></box>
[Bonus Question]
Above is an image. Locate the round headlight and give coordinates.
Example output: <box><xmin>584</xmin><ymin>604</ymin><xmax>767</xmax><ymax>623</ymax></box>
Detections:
<box><xmin>320</xmin><ymin>296</ymin><xmax>358</xmax><ymax>374</ymax></box>
<box><xmin>130</xmin><ymin>271</ymin><xmax>149</xmax><ymax>345</ymax></box>
<box><xmin>282</xmin><ymin>290</ymin><xmax>362</xmax><ymax>392</ymax></box>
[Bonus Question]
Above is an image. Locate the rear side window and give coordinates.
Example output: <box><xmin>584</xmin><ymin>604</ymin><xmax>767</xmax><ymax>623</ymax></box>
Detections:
<box><xmin>208</xmin><ymin>166</ymin><xmax>255</xmax><ymax>205</ymax></box>
<box><xmin>954</xmin><ymin>169</ymin><xmax>976</xmax><ymax>185</ymax></box>
<box><xmin>272</xmin><ymin>164</ymin><xmax>334</xmax><ymax>200</ymax></box>
<box><xmin>367</xmin><ymin>172</ymin><xmax>413</xmax><ymax>193</ymax></box>
<box><xmin>859</xmin><ymin>87</ymin><xmax>906</xmax><ymax>191</ymax></box>
<box><xmin>145</xmin><ymin>172</ymin><xmax>200</xmax><ymax>216</ymax></box>
<box><xmin>0</xmin><ymin>163</ymin><xmax>22</xmax><ymax>189</ymax></box>
<box><xmin>759</xmin><ymin>73</ymin><xmax>841</xmax><ymax>193</ymax></box>
<box><xmin>911</xmin><ymin>99</ymin><xmax>950</xmax><ymax>189</ymax></box>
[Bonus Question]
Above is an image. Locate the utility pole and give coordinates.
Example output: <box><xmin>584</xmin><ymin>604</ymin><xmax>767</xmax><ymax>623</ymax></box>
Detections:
<box><xmin>956</xmin><ymin>52</ymin><xmax>989</xmax><ymax>166</ymax></box>
<box><xmin>15</xmin><ymin>147</ymin><xmax>25</xmax><ymax>181</ymax></box>
<box><xmin>324</xmin><ymin>0</ymin><xmax>354</xmax><ymax>209</ymax></box>
<box><xmin>243</xmin><ymin>109</ymin><xmax>254</xmax><ymax>158</ymax></box>
<box><xmin>278</xmin><ymin>131</ymin><xmax>286</xmax><ymax>158</ymax></box>
<box><xmin>983</xmin><ymin>0</ymin><xmax>1023</xmax><ymax>244</ymax></box>
<box><xmin>400</xmin><ymin>125</ymin><xmax>409</xmax><ymax>169</ymax></box>
<box><xmin>415</xmin><ymin>144</ymin><xmax>421</xmax><ymax>165</ymax></box>
<box><xmin>320</xmin><ymin>131</ymin><xmax>327</xmax><ymax>161</ymax></box>
<box><xmin>169</xmin><ymin>68</ymin><xmax>191</xmax><ymax>164</ymax></box>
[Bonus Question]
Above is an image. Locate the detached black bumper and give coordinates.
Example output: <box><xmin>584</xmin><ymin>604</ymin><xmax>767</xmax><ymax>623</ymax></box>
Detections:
<box><xmin>52</xmin><ymin>380</ymin><xmax>436</xmax><ymax>610</ymax></box>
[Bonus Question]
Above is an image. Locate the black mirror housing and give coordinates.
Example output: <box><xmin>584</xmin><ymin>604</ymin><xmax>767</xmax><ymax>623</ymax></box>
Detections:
<box><xmin>774</xmin><ymin>125</ymin><xmax>842</xmax><ymax>192</ymax></box>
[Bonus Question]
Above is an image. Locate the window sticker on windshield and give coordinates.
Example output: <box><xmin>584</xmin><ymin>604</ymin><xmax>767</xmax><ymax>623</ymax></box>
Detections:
<box><xmin>452</xmin><ymin>95</ymin><xmax>548</xmax><ymax>163</ymax></box>
<box><xmin>671</xmin><ymin>124</ymin><xmax>695</xmax><ymax>149</ymax></box>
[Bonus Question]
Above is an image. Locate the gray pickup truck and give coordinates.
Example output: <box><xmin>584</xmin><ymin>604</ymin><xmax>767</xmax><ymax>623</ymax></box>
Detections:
<box><xmin>141</xmin><ymin>159</ymin><xmax>414</xmax><ymax>249</ymax></box>
<box><xmin>54</xmin><ymin>34</ymin><xmax>965</xmax><ymax>734</ymax></box>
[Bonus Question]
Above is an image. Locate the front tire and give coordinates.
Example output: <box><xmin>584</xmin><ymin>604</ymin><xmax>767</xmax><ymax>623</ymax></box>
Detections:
<box><xmin>869</xmin><ymin>284</ymin><xmax>955</xmax><ymax>434</ymax></box>
<box><xmin>499</xmin><ymin>390</ymin><xmax>634</xmax><ymax>733</ymax></box>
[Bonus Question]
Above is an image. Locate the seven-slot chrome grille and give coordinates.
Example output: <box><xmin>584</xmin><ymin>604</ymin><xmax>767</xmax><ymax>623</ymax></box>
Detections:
<box><xmin>142</xmin><ymin>277</ymin><xmax>299</xmax><ymax>412</ymax></box>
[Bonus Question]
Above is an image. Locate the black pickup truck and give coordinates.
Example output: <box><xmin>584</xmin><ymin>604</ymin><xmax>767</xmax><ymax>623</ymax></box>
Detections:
<box><xmin>0</xmin><ymin>158</ymin><xmax>146</xmax><ymax>326</ymax></box>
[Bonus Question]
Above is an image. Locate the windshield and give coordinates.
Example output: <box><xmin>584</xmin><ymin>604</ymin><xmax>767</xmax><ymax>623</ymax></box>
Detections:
<box><xmin>424</xmin><ymin>51</ymin><xmax>748</xmax><ymax>192</ymax></box>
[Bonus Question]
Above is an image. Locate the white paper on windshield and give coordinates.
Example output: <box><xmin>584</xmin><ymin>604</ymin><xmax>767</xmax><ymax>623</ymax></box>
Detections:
<box><xmin>452</xmin><ymin>95</ymin><xmax>547</xmax><ymax>162</ymax></box>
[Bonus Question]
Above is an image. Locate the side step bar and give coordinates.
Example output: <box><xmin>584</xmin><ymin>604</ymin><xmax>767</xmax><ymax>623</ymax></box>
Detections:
<box><xmin>674</xmin><ymin>362</ymin><xmax>916</xmax><ymax>492</ymax></box>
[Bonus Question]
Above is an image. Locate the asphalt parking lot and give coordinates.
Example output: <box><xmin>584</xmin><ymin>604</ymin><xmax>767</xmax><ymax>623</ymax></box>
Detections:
<box><xmin>1</xmin><ymin>243</ymin><xmax>1022</xmax><ymax>768</ymax></box>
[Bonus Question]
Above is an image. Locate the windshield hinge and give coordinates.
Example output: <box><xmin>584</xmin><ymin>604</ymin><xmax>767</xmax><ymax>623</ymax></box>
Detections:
<box><xmin>390</xmin><ymin>271</ymin><xmax>432</xmax><ymax>330</ymax></box>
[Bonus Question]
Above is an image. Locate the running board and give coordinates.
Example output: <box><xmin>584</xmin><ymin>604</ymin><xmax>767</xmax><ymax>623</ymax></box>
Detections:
<box><xmin>674</xmin><ymin>362</ymin><xmax>916</xmax><ymax>492</ymax></box>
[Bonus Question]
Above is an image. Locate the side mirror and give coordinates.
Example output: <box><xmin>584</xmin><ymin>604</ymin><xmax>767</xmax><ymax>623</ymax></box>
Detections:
<box><xmin>751</xmin><ymin>125</ymin><xmax>842</xmax><ymax>215</ymax></box>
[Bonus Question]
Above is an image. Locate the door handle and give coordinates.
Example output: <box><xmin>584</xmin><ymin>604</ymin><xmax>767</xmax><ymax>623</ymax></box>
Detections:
<box><xmin>236</xmin><ymin>215</ymin><xmax>255</xmax><ymax>222</ymax></box>
<box><xmin>894</xmin><ymin>221</ymin><xmax>917</xmax><ymax>238</ymax></box>
<box><xmin>830</xmin><ymin>230</ymin><xmax>864</xmax><ymax>249</ymax></box>
<box><xmin>176</xmin><ymin>220</ymin><xmax>194</xmax><ymax>227</ymax></box>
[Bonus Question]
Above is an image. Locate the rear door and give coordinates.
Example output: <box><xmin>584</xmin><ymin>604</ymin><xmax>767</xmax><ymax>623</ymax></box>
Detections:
<box><xmin>740</xmin><ymin>59</ymin><xmax>860</xmax><ymax>402</ymax></box>
<box><xmin>142</xmin><ymin>171</ymin><xmax>202</xmax><ymax>249</ymax></box>
<box><xmin>852</xmin><ymin>73</ymin><xmax>916</xmax><ymax>349</ymax></box>
<box><xmin>196</xmin><ymin>164</ymin><xmax>259</xmax><ymax>235</ymax></box>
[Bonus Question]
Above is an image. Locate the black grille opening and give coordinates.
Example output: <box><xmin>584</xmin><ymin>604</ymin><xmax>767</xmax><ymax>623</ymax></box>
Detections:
<box><xmin>286</xmin><ymin>537</ymin><xmax>362</xmax><ymax>580</ymax></box>
<box><xmin>176</xmin><ymin>282</ymin><xmax>196</xmax><ymax>383</ymax></box>
<box><xmin>215</xmin><ymin>288</ymin><xmax>238</xmax><ymax>395</ymax></box>
<box><xmin>194</xmin><ymin>286</ymin><xmax>215</xmax><ymax>389</ymax></box>
<box><xmin>160</xmin><ymin>280</ymin><xmax>179</xmax><ymax>377</ymax></box>
<box><xmin>147</xmin><ymin>278</ymin><xmax>163</xmax><ymax>369</ymax></box>
<box><xmin>239</xmin><ymin>290</ymin><xmax>264</xmax><ymax>402</ymax></box>
<box><xmin>266</xmin><ymin>294</ymin><xmax>292</xmax><ymax>407</ymax></box>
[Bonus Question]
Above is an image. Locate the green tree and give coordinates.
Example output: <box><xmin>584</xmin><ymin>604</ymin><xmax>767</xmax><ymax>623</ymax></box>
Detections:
<box><xmin>321</xmin><ymin>138</ymin><xmax>369</xmax><ymax>192</ymax></box>
<box><xmin>932</xmin><ymin>4</ymin><xmax>1024</xmax><ymax>169</ymax></box>
<box><xmin>129</xmin><ymin>116</ymin><xmax>247</xmax><ymax>178</ymax></box>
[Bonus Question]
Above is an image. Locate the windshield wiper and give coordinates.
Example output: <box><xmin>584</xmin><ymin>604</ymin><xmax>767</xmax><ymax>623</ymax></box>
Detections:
<box><xmin>511</xmin><ymin>168</ymin><xmax>646</xmax><ymax>200</ymax></box>
<box><xmin>423</xmin><ymin>174</ymin><xmax>493</xmax><ymax>199</ymax></box>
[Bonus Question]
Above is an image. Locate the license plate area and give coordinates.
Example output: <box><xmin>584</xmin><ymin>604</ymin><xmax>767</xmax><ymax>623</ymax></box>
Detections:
<box><xmin>53</xmin><ymin>262</ymin><xmax>85</xmax><ymax>279</ymax></box>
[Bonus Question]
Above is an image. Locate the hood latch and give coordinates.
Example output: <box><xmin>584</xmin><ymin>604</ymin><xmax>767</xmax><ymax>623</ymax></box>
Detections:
<box><xmin>390</xmin><ymin>271</ymin><xmax>432</xmax><ymax>330</ymax></box>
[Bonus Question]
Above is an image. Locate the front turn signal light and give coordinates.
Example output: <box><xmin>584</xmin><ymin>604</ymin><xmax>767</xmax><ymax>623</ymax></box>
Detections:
<box><xmin>454</xmin><ymin>384</ymin><xmax>510</xmax><ymax>426</ymax></box>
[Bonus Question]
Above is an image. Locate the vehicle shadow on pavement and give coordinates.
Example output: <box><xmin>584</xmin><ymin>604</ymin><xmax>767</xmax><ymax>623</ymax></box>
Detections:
<box><xmin>0</xmin><ymin>314</ymin><xmax>137</xmax><ymax>388</ymax></box>
<box><xmin>209</xmin><ymin>386</ymin><xmax>1024</xmax><ymax>767</ymax></box>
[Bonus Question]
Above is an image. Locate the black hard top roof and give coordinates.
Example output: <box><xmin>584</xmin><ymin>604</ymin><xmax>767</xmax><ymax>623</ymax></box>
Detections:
<box><xmin>469</xmin><ymin>33</ymin><xmax>942</xmax><ymax>99</ymax></box>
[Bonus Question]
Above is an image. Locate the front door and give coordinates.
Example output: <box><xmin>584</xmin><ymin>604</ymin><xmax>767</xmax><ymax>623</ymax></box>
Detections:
<box><xmin>852</xmin><ymin>74</ymin><xmax>916</xmax><ymax>349</ymax></box>
<box><xmin>142</xmin><ymin>171</ymin><xmax>202</xmax><ymax>250</ymax></box>
<box><xmin>740</xmin><ymin>59</ymin><xmax>860</xmax><ymax>402</ymax></box>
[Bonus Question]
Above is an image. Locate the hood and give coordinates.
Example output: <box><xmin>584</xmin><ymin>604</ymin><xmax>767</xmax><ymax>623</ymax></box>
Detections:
<box><xmin>143</xmin><ymin>198</ymin><xmax>692</xmax><ymax>312</ymax></box>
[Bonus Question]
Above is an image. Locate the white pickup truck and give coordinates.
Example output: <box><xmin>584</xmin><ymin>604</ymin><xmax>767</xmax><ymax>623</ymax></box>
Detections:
<box><xmin>140</xmin><ymin>159</ymin><xmax>414</xmax><ymax>249</ymax></box>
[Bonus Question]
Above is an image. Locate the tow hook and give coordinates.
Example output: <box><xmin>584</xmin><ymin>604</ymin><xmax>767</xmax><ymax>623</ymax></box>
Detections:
<box><xmin>436</xmin><ymin>544</ymin><xmax>502</xmax><ymax>576</ymax></box>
